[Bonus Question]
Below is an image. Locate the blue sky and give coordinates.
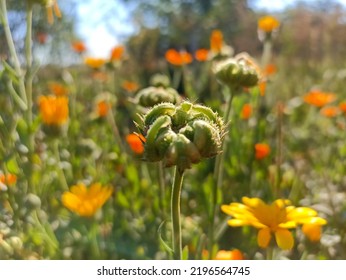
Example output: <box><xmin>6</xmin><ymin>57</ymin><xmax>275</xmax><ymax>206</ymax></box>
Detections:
<box><xmin>75</xmin><ymin>0</ymin><xmax>346</xmax><ymax>58</ymax></box>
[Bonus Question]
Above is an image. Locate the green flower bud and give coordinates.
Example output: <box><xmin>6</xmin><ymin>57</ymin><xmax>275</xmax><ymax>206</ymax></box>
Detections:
<box><xmin>136</xmin><ymin>86</ymin><xmax>182</xmax><ymax>108</ymax></box>
<box><xmin>150</xmin><ymin>74</ymin><xmax>171</xmax><ymax>88</ymax></box>
<box><xmin>137</xmin><ymin>101</ymin><xmax>225</xmax><ymax>170</ymax></box>
<box><xmin>213</xmin><ymin>56</ymin><xmax>259</xmax><ymax>89</ymax></box>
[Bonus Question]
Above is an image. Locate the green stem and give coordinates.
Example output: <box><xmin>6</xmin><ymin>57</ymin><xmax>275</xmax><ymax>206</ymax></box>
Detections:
<box><xmin>0</xmin><ymin>0</ymin><xmax>27</xmax><ymax>105</ymax></box>
<box><xmin>54</xmin><ymin>140</ymin><xmax>69</xmax><ymax>191</ymax></box>
<box><xmin>158</xmin><ymin>161</ymin><xmax>167</xmax><ymax>220</ymax></box>
<box><xmin>208</xmin><ymin>86</ymin><xmax>235</xmax><ymax>258</ymax></box>
<box><xmin>171</xmin><ymin>166</ymin><xmax>185</xmax><ymax>260</ymax></box>
<box><xmin>261</xmin><ymin>40</ymin><xmax>272</xmax><ymax>69</ymax></box>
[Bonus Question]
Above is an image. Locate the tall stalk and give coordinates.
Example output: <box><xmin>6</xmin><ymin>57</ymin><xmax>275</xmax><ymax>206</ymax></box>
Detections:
<box><xmin>171</xmin><ymin>166</ymin><xmax>185</xmax><ymax>260</ymax></box>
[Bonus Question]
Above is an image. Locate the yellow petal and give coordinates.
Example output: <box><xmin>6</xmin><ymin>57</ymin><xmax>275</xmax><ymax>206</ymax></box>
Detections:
<box><xmin>242</xmin><ymin>197</ymin><xmax>265</xmax><ymax>208</ymax></box>
<box><xmin>275</xmin><ymin>228</ymin><xmax>294</xmax><ymax>250</ymax></box>
<box><xmin>61</xmin><ymin>192</ymin><xmax>80</xmax><ymax>212</ymax></box>
<box><xmin>70</xmin><ymin>183</ymin><xmax>87</xmax><ymax>196</ymax></box>
<box><xmin>287</xmin><ymin>207</ymin><xmax>317</xmax><ymax>221</ymax></box>
<box><xmin>227</xmin><ymin>219</ymin><xmax>249</xmax><ymax>227</ymax></box>
<box><xmin>257</xmin><ymin>228</ymin><xmax>271</xmax><ymax>248</ymax></box>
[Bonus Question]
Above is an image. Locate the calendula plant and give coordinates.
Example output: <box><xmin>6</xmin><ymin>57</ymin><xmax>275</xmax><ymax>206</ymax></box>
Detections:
<box><xmin>207</xmin><ymin>53</ymin><xmax>260</xmax><ymax>256</ymax></box>
<box><xmin>136</xmin><ymin>101</ymin><xmax>225</xmax><ymax>259</ymax></box>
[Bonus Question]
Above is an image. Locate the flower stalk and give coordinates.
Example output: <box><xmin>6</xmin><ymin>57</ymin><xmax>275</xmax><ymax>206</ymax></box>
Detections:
<box><xmin>171</xmin><ymin>166</ymin><xmax>185</xmax><ymax>260</ymax></box>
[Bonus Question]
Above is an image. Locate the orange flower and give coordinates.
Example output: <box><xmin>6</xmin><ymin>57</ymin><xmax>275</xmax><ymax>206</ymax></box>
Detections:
<box><xmin>210</xmin><ymin>29</ymin><xmax>223</xmax><ymax>53</ymax></box>
<box><xmin>303</xmin><ymin>90</ymin><xmax>336</xmax><ymax>107</ymax></box>
<box><xmin>84</xmin><ymin>57</ymin><xmax>106</xmax><ymax>69</ymax></box>
<box><xmin>320</xmin><ymin>106</ymin><xmax>340</xmax><ymax>118</ymax></box>
<box><xmin>302</xmin><ymin>222</ymin><xmax>323</xmax><ymax>242</ymax></box>
<box><xmin>258</xmin><ymin>15</ymin><xmax>280</xmax><ymax>33</ymax></box>
<box><xmin>214</xmin><ymin>249</ymin><xmax>244</xmax><ymax>260</ymax></box>
<box><xmin>339</xmin><ymin>102</ymin><xmax>346</xmax><ymax>113</ymax></box>
<box><xmin>48</xmin><ymin>82</ymin><xmax>69</xmax><ymax>96</ymax></box>
<box><xmin>264</xmin><ymin>63</ymin><xmax>277</xmax><ymax>76</ymax></box>
<box><xmin>38</xmin><ymin>95</ymin><xmax>69</xmax><ymax>126</ymax></box>
<box><xmin>0</xmin><ymin>174</ymin><xmax>17</xmax><ymax>186</ymax></box>
<box><xmin>110</xmin><ymin>45</ymin><xmax>124</xmax><ymax>61</ymax></box>
<box><xmin>36</xmin><ymin>32</ymin><xmax>48</xmax><ymax>44</ymax></box>
<box><xmin>255</xmin><ymin>143</ymin><xmax>270</xmax><ymax>160</ymax></box>
<box><xmin>126</xmin><ymin>133</ymin><xmax>146</xmax><ymax>154</ymax></box>
<box><xmin>62</xmin><ymin>183</ymin><xmax>112</xmax><ymax>217</ymax></box>
<box><xmin>165</xmin><ymin>49</ymin><xmax>193</xmax><ymax>66</ymax></box>
<box><xmin>72</xmin><ymin>41</ymin><xmax>86</xmax><ymax>53</ymax></box>
<box><xmin>241</xmin><ymin>103</ymin><xmax>252</xmax><ymax>119</ymax></box>
<box><xmin>259</xmin><ymin>81</ymin><xmax>266</xmax><ymax>96</ymax></box>
<box><xmin>122</xmin><ymin>81</ymin><xmax>139</xmax><ymax>92</ymax></box>
<box><xmin>91</xmin><ymin>71</ymin><xmax>108</xmax><ymax>82</ymax></box>
<box><xmin>194</xmin><ymin>49</ymin><xmax>209</xmax><ymax>62</ymax></box>
<box><xmin>97</xmin><ymin>100</ymin><xmax>110</xmax><ymax>117</ymax></box>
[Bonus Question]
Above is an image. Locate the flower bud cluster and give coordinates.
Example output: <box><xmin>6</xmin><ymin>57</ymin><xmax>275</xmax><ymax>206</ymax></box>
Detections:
<box><xmin>135</xmin><ymin>74</ymin><xmax>181</xmax><ymax>108</ymax></box>
<box><xmin>137</xmin><ymin>101</ymin><xmax>225</xmax><ymax>170</ymax></box>
<box><xmin>213</xmin><ymin>55</ymin><xmax>260</xmax><ymax>90</ymax></box>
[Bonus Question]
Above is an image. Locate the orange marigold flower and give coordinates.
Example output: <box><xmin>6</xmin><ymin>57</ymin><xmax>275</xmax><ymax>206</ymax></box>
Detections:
<box><xmin>303</xmin><ymin>90</ymin><xmax>336</xmax><ymax>107</ymax></box>
<box><xmin>264</xmin><ymin>63</ymin><xmax>277</xmax><ymax>76</ymax></box>
<box><xmin>241</xmin><ymin>103</ymin><xmax>252</xmax><ymax>119</ymax></box>
<box><xmin>258</xmin><ymin>15</ymin><xmax>280</xmax><ymax>33</ymax></box>
<box><xmin>214</xmin><ymin>249</ymin><xmax>244</xmax><ymax>260</ymax></box>
<box><xmin>84</xmin><ymin>57</ymin><xmax>107</xmax><ymax>69</ymax></box>
<box><xmin>0</xmin><ymin>174</ymin><xmax>17</xmax><ymax>186</ymax></box>
<box><xmin>255</xmin><ymin>143</ymin><xmax>270</xmax><ymax>160</ymax></box>
<box><xmin>110</xmin><ymin>45</ymin><xmax>124</xmax><ymax>61</ymax></box>
<box><xmin>195</xmin><ymin>49</ymin><xmax>209</xmax><ymax>62</ymax></box>
<box><xmin>36</xmin><ymin>32</ymin><xmax>48</xmax><ymax>44</ymax></box>
<box><xmin>48</xmin><ymin>82</ymin><xmax>69</xmax><ymax>96</ymax></box>
<box><xmin>72</xmin><ymin>41</ymin><xmax>86</xmax><ymax>53</ymax></box>
<box><xmin>302</xmin><ymin>222</ymin><xmax>323</xmax><ymax>242</ymax></box>
<box><xmin>339</xmin><ymin>101</ymin><xmax>346</xmax><ymax>113</ymax></box>
<box><xmin>258</xmin><ymin>81</ymin><xmax>266</xmax><ymax>96</ymax></box>
<box><xmin>165</xmin><ymin>49</ymin><xmax>193</xmax><ymax>66</ymax></box>
<box><xmin>126</xmin><ymin>133</ymin><xmax>146</xmax><ymax>154</ymax></box>
<box><xmin>61</xmin><ymin>183</ymin><xmax>113</xmax><ymax>217</ymax></box>
<box><xmin>320</xmin><ymin>106</ymin><xmax>340</xmax><ymax>118</ymax></box>
<box><xmin>122</xmin><ymin>81</ymin><xmax>139</xmax><ymax>92</ymax></box>
<box><xmin>38</xmin><ymin>95</ymin><xmax>69</xmax><ymax>126</ymax></box>
<box><xmin>97</xmin><ymin>100</ymin><xmax>110</xmax><ymax>117</ymax></box>
<box><xmin>210</xmin><ymin>29</ymin><xmax>223</xmax><ymax>53</ymax></box>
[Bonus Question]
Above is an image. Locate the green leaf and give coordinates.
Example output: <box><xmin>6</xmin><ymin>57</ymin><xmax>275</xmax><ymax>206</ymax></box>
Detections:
<box><xmin>117</xmin><ymin>191</ymin><xmax>130</xmax><ymax>208</ymax></box>
<box><xmin>6</xmin><ymin>157</ymin><xmax>19</xmax><ymax>174</ymax></box>
<box><xmin>182</xmin><ymin>245</ymin><xmax>189</xmax><ymax>260</ymax></box>
<box><xmin>158</xmin><ymin>221</ymin><xmax>173</xmax><ymax>256</ymax></box>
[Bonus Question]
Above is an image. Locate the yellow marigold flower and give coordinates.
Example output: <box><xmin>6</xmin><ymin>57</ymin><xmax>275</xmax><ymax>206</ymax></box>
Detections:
<box><xmin>255</xmin><ymin>143</ymin><xmax>270</xmax><ymax>160</ymax></box>
<box><xmin>110</xmin><ymin>45</ymin><xmax>124</xmax><ymax>61</ymax></box>
<box><xmin>84</xmin><ymin>57</ymin><xmax>107</xmax><ymax>69</ymax></box>
<box><xmin>62</xmin><ymin>183</ymin><xmax>113</xmax><ymax>217</ymax></box>
<box><xmin>48</xmin><ymin>82</ymin><xmax>69</xmax><ymax>96</ymax></box>
<box><xmin>214</xmin><ymin>249</ymin><xmax>244</xmax><ymax>260</ymax></box>
<box><xmin>221</xmin><ymin>197</ymin><xmax>327</xmax><ymax>250</ymax></box>
<box><xmin>38</xmin><ymin>95</ymin><xmax>68</xmax><ymax>126</ymax></box>
<box><xmin>303</xmin><ymin>90</ymin><xmax>336</xmax><ymax>107</ymax></box>
<box><xmin>126</xmin><ymin>133</ymin><xmax>146</xmax><ymax>155</ymax></box>
<box><xmin>46</xmin><ymin>1</ymin><xmax>61</xmax><ymax>25</ymax></box>
<box><xmin>210</xmin><ymin>29</ymin><xmax>223</xmax><ymax>53</ymax></box>
<box><xmin>258</xmin><ymin>15</ymin><xmax>280</xmax><ymax>33</ymax></box>
<box><xmin>165</xmin><ymin>49</ymin><xmax>193</xmax><ymax>66</ymax></box>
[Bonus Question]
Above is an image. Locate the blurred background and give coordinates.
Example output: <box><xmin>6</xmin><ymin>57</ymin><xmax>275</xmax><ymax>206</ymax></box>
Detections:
<box><xmin>2</xmin><ymin>0</ymin><xmax>346</xmax><ymax>66</ymax></box>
